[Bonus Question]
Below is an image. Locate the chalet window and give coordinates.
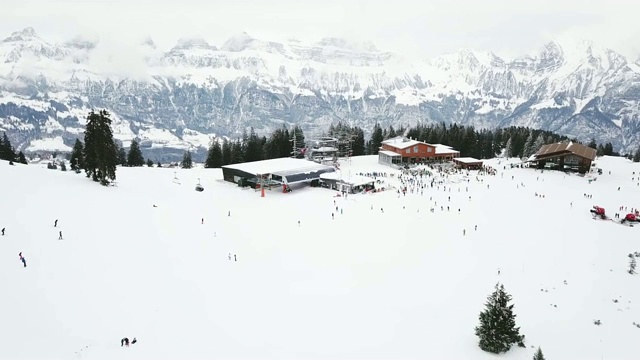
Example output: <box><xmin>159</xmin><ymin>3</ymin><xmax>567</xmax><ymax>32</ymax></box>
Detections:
<box><xmin>406</xmin><ymin>148</ymin><xmax>410</xmax><ymax>154</ymax></box>
<box><xmin>414</xmin><ymin>146</ymin><xmax>418</xmax><ymax>153</ymax></box>
<box><xmin>427</xmin><ymin>148</ymin><xmax>432</xmax><ymax>152</ymax></box>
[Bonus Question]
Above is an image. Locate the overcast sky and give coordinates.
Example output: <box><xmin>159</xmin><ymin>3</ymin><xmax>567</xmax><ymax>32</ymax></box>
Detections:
<box><xmin>2</xmin><ymin>0</ymin><xmax>639</xmax><ymax>60</ymax></box>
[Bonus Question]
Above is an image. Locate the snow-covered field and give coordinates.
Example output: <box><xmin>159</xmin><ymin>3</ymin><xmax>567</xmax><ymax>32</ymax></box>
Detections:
<box><xmin>1</xmin><ymin>155</ymin><xmax>639</xmax><ymax>360</ymax></box>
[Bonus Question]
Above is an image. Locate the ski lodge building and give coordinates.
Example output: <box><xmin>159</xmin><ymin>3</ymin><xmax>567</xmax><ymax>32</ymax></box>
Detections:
<box><xmin>527</xmin><ymin>141</ymin><xmax>596</xmax><ymax>173</ymax></box>
<box><xmin>453</xmin><ymin>157</ymin><xmax>484</xmax><ymax>170</ymax></box>
<box><xmin>378</xmin><ymin>137</ymin><xmax>460</xmax><ymax>166</ymax></box>
<box><xmin>221</xmin><ymin>158</ymin><xmax>336</xmax><ymax>188</ymax></box>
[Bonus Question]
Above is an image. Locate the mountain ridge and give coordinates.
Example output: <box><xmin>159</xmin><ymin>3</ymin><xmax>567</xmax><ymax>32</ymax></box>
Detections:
<box><xmin>1</xmin><ymin>27</ymin><xmax>639</xmax><ymax>161</ymax></box>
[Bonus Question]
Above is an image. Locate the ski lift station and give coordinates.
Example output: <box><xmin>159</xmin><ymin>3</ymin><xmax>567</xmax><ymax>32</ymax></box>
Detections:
<box><xmin>221</xmin><ymin>158</ymin><xmax>336</xmax><ymax>189</ymax></box>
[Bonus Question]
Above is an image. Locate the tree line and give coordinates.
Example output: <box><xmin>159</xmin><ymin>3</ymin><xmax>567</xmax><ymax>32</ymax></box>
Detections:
<box><xmin>204</xmin><ymin>125</ymin><xmax>305</xmax><ymax>168</ymax></box>
<box><xmin>0</xmin><ymin>132</ymin><xmax>28</xmax><ymax>164</ymax></box>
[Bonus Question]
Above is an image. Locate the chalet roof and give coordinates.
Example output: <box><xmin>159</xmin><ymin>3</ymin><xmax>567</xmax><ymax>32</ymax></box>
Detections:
<box><xmin>453</xmin><ymin>157</ymin><xmax>482</xmax><ymax>164</ymax></box>
<box><xmin>382</xmin><ymin>136</ymin><xmax>424</xmax><ymax>149</ymax></box>
<box><xmin>534</xmin><ymin>141</ymin><xmax>597</xmax><ymax>161</ymax></box>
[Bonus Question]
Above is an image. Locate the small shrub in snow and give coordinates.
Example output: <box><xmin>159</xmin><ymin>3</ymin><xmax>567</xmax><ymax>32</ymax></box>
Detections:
<box><xmin>60</xmin><ymin>162</ymin><xmax>67</xmax><ymax>171</ymax></box>
<box><xmin>533</xmin><ymin>347</ymin><xmax>546</xmax><ymax>360</ymax></box>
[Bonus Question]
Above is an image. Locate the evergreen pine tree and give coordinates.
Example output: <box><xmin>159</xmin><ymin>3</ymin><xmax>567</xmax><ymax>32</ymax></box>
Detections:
<box><xmin>17</xmin><ymin>151</ymin><xmax>27</xmax><ymax>164</ymax></box>
<box><xmin>146</xmin><ymin>158</ymin><xmax>154</xmax><ymax>167</ymax></box>
<box><xmin>504</xmin><ymin>137</ymin><xmax>514</xmax><ymax>158</ymax></box>
<box><xmin>531</xmin><ymin>134</ymin><xmax>546</xmax><ymax>157</ymax></box>
<box><xmin>83</xmin><ymin>110</ymin><xmax>118</xmax><ymax>185</ymax></box>
<box><xmin>370</xmin><ymin>124</ymin><xmax>384</xmax><ymax>155</ymax></box>
<box><xmin>60</xmin><ymin>161</ymin><xmax>67</xmax><ymax>171</ymax></box>
<box><xmin>127</xmin><ymin>140</ymin><xmax>145</xmax><ymax>167</ymax></box>
<box><xmin>156</xmin><ymin>161</ymin><xmax>162</xmax><ymax>168</ymax></box>
<box><xmin>0</xmin><ymin>132</ymin><xmax>16</xmax><ymax>161</ymax></box>
<box><xmin>587</xmin><ymin>138</ymin><xmax>597</xmax><ymax>149</ymax></box>
<box><xmin>475</xmin><ymin>283</ymin><xmax>525</xmax><ymax>354</ymax></box>
<box><xmin>634</xmin><ymin>148</ymin><xmax>640</xmax><ymax>163</ymax></box>
<box><xmin>205</xmin><ymin>140</ymin><xmax>223</xmax><ymax>168</ymax></box>
<box><xmin>222</xmin><ymin>139</ymin><xmax>232</xmax><ymax>165</ymax></box>
<box><xmin>181</xmin><ymin>151</ymin><xmax>193</xmax><ymax>169</ymax></box>
<box><xmin>533</xmin><ymin>347</ymin><xmax>545</xmax><ymax>360</ymax></box>
<box><xmin>117</xmin><ymin>146</ymin><xmax>127</xmax><ymax>166</ymax></box>
<box><xmin>70</xmin><ymin>139</ymin><xmax>85</xmax><ymax>172</ymax></box>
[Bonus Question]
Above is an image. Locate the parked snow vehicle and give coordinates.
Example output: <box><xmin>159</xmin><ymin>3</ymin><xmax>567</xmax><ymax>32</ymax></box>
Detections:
<box><xmin>590</xmin><ymin>206</ymin><xmax>607</xmax><ymax>220</ymax></box>
<box><xmin>621</xmin><ymin>213</ymin><xmax>640</xmax><ymax>225</ymax></box>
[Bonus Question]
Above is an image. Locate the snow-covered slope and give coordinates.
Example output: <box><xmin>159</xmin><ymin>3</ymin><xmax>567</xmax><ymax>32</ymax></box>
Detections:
<box><xmin>1</xmin><ymin>155</ymin><xmax>639</xmax><ymax>359</ymax></box>
<box><xmin>1</xmin><ymin>27</ymin><xmax>640</xmax><ymax>159</ymax></box>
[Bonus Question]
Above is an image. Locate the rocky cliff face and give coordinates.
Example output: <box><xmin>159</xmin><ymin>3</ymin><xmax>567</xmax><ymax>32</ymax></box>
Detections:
<box><xmin>1</xmin><ymin>27</ymin><xmax>639</xmax><ymax>161</ymax></box>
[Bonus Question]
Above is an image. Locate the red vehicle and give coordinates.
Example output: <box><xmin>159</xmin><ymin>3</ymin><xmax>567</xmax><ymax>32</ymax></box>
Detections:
<box><xmin>621</xmin><ymin>213</ymin><xmax>640</xmax><ymax>224</ymax></box>
<box><xmin>590</xmin><ymin>206</ymin><xmax>607</xmax><ymax>220</ymax></box>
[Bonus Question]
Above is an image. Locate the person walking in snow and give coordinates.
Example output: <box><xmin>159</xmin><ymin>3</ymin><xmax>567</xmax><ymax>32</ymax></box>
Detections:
<box><xmin>54</xmin><ymin>219</ymin><xmax>58</xmax><ymax>227</ymax></box>
<box><xmin>19</xmin><ymin>253</ymin><xmax>26</xmax><ymax>267</ymax></box>
<box><xmin>58</xmin><ymin>231</ymin><xmax>63</xmax><ymax>240</ymax></box>
<box><xmin>121</xmin><ymin>337</ymin><xmax>129</xmax><ymax>347</ymax></box>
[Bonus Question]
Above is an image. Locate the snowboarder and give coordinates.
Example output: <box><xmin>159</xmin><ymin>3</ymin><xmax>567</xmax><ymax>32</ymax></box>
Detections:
<box><xmin>121</xmin><ymin>337</ymin><xmax>129</xmax><ymax>347</ymax></box>
<box><xmin>58</xmin><ymin>231</ymin><xmax>63</xmax><ymax>240</ymax></box>
<box><xmin>54</xmin><ymin>219</ymin><xmax>58</xmax><ymax>227</ymax></box>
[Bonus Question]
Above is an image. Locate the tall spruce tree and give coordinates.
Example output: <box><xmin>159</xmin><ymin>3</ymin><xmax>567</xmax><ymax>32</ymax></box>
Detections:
<box><xmin>83</xmin><ymin>110</ymin><xmax>118</xmax><ymax>185</ymax></box>
<box><xmin>0</xmin><ymin>132</ymin><xmax>16</xmax><ymax>161</ymax></box>
<box><xmin>181</xmin><ymin>151</ymin><xmax>193</xmax><ymax>169</ymax></box>
<box><xmin>70</xmin><ymin>139</ymin><xmax>85</xmax><ymax>172</ymax></box>
<box><xmin>222</xmin><ymin>139</ymin><xmax>232</xmax><ymax>165</ymax></box>
<box><xmin>127</xmin><ymin>139</ymin><xmax>145</xmax><ymax>167</ymax></box>
<box><xmin>633</xmin><ymin>148</ymin><xmax>640</xmax><ymax>163</ymax></box>
<box><xmin>475</xmin><ymin>283</ymin><xmax>525</xmax><ymax>354</ymax></box>
<box><xmin>205</xmin><ymin>140</ymin><xmax>223</xmax><ymax>168</ymax></box>
<box><xmin>533</xmin><ymin>347</ymin><xmax>545</xmax><ymax>360</ymax></box>
<box><xmin>370</xmin><ymin>124</ymin><xmax>384</xmax><ymax>155</ymax></box>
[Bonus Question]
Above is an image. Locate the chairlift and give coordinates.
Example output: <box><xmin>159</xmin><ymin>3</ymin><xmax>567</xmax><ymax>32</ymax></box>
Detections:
<box><xmin>195</xmin><ymin>177</ymin><xmax>204</xmax><ymax>192</ymax></box>
<box><xmin>172</xmin><ymin>171</ymin><xmax>181</xmax><ymax>185</ymax></box>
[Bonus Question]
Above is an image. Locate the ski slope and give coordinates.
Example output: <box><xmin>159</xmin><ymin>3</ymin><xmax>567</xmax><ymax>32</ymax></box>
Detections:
<box><xmin>1</xmin><ymin>155</ymin><xmax>639</xmax><ymax>360</ymax></box>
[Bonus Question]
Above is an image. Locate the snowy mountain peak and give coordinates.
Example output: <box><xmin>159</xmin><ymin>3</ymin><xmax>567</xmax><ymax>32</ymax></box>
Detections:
<box><xmin>141</xmin><ymin>37</ymin><xmax>157</xmax><ymax>49</ymax></box>
<box><xmin>2</xmin><ymin>27</ymin><xmax>39</xmax><ymax>42</ymax></box>
<box><xmin>170</xmin><ymin>37</ymin><xmax>216</xmax><ymax>52</ymax></box>
<box><xmin>220</xmin><ymin>32</ymin><xmax>255</xmax><ymax>52</ymax></box>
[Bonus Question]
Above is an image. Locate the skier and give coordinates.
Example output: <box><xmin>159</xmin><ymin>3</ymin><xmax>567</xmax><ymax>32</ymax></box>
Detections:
<box><xmin>121</xmin><ymin>337</ymin><xmax>130</xmax><ymax>347</ymax></box>
<box><xmin>54</xmin><ymin>219</ymin><xmax>58</xmax><ymax>227</ymax></box>
<box><xmin>228</xmin><ymin>211</ymin><xmax>231</xmax><ymax>217</ymax></box>
<box><xmin>58</xmin><ymin>231</ymin><xmax>63</xmax><ymax>240</ymax></box>
<box><xmin>201</xmin><ymin>218</ymin><xmax>204</xmax><ymax>224</ymax></box>
<box><xmin>1</xmin><ymin>227</ymin><xmax>4</xmax><ymax>236</ymax></box>
<box><xmin>234</xmin><ymin>255</ymin><xmax>237</xmax><ymax>262</ymax></box>
<box><xmin>298</xmin><ymin>220</ymin><xmax>300</xmax><ymax>226</ymax></box>
<box><xmin>463</xmin><ymin>229</ymin><xmax>466</xmax><ymax>236</ymax></box>
<box><xmin>475</xmin><ymin>225</ymin><xmax>477</xmax><ymax>231</ymax></box>
<box><xmin>228</xmin><ymin>253</ymin><xmax>231</xmax><ymax>261</ymax></box>
<box><xmin>332</xmin><ymin>213</ymin><xmax>334</xmax><ymax>220</ymax></box>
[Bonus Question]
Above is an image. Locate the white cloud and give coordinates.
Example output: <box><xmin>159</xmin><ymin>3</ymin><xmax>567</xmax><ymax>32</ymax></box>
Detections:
<box><xmin>0</xmin><ymin>0</ymin><xmax>638</xmax><ymax>62</ymax></box>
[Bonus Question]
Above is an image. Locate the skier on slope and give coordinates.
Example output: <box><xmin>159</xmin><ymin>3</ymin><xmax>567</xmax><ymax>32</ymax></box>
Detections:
<box><xmin>19</xmin><ymin>252</ymin><xmax>26</xmax><ymax>267</ymax></box>
<box><xmin>1</xmin><ymin>227</ymin><xmax>4</xmax><ymax>236</ymax></box>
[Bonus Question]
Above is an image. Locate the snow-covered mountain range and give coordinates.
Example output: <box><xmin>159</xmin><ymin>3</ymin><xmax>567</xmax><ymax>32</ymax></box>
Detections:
<box><xmin>1</xmin><ymin>27</ymin><xmax>640</xmax><ymax>160</ymax></box>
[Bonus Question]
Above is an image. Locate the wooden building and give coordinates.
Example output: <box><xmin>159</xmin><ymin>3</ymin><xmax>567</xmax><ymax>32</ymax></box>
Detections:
<box><xmin>378</xmin><ymin>137</ymin><xmax>460</xmax><ymax>166</ymax></box>
<box><xmin>528</xmin><ymin>141</ymin><xmax>596</xmax><ymax>173</ymax></box>
<box><xmin>453</xmin><ymin>157</ymin><xmax>484</xmax><ymax>169</ymax></box>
